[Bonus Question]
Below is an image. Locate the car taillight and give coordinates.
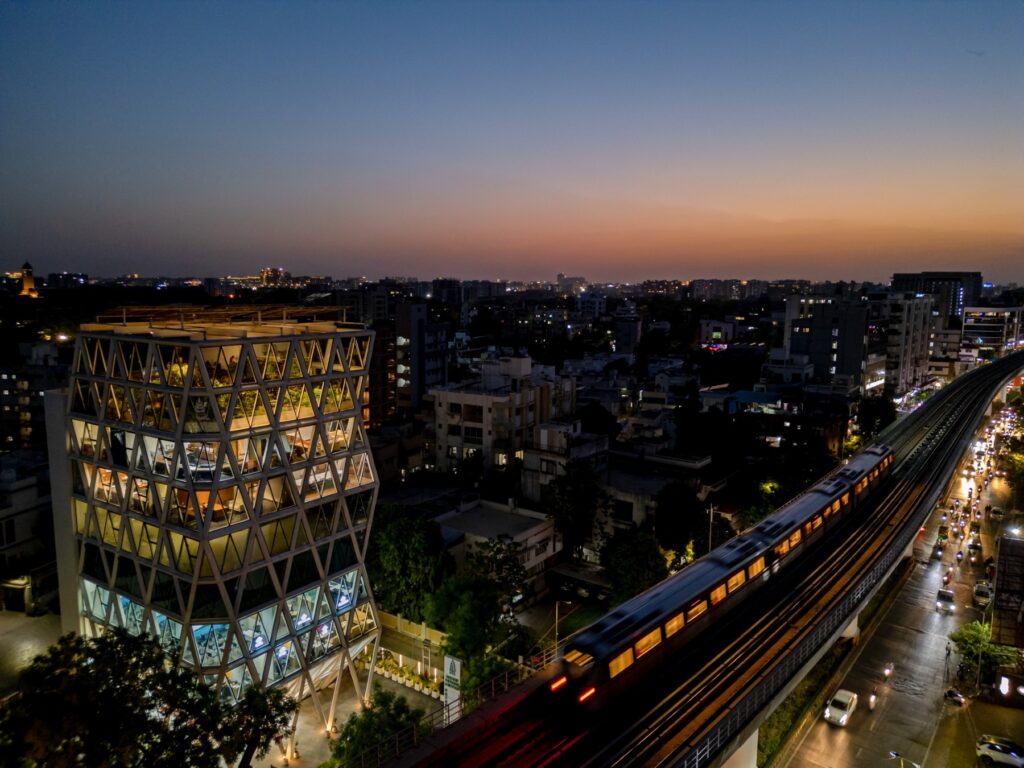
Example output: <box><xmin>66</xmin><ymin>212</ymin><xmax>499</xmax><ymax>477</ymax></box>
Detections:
<box><xmin>550</xmin><ymin>676</ymin><xmax>567</xmax><ymax>692</ymax></box>
<box><xmin>578</xmin><ymin>687</ymin><xmax>596</xmax><ymax>703</ymax></box>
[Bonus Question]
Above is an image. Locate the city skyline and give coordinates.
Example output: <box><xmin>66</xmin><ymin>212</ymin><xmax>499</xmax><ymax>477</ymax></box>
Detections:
<box><xmin>2</xmin><ymin>1</ymin><xmax>1022</xmax><ymax>283</ymax></box>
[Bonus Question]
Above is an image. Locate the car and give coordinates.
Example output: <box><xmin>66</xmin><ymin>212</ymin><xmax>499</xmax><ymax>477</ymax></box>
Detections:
<box><xmin>936</xmin><ymin>588</ymin><xmax>955</xmax><ymax>613</ymax></box>
<box><xmin>974</xmin><ymin>580</ymin><xmax>993</xmax><ymax>608</ymax></box>
<box><xmin>823</xmin><ymin>689</ymin><xmax>857</xmax><ymax>726</ymax></box>
<box><xmin>968</xmin><ymin>541</ymin><xmax>983</xmax><ymax>563</ymax></box>
<box><xmin>944</xmin><ymin>688</ymin><xmax>967</xmax><ymax>706</ymax></box>
<box><xmin>937</xmin><ymin>524</ymin><xmax>950</xmax><ymax>544</ymax></box>
<box><xmin>976</xmin><ymin>735</ymin><xmax>1024</xmax><ymax>767</ymax></box>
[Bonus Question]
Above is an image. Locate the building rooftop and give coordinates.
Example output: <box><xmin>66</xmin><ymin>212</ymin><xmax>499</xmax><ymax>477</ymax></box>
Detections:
<box><xmin>80</xmin><ymin>305</ymin><xmax>368</xmax><ymax>341</ymax></box>
<box><xmin>438</xmin><ymin>503</ymin><xmax>548</xmax><ymax>540</ymax></box>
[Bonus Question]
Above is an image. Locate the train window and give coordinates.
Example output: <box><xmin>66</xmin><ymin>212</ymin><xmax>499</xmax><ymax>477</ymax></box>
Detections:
<box><xmin>830</xmin><ymin>500</ymin><xmax>840</xmax><ymax>514</ymax></box>
<box><xmin>727</xmin><ymin>570</ymin><xmax>746</xmax><ymax>593</ymax></box>
<box><xmin>710</xmin><ymin>584</ymin><xmax>727</xmax><ymax>605</ymax></box>
<box><xmin>775</xmin><ymin>539</ymin><xmax>790</xmax><ymax>558</ymax></box>
<box><xmin>686</xmin><ymin>599</ymin><xmax>708</xmax><ymax>622</ymax></box>
<box><xmin>871</xmin><ymin>469</ymin><xmax>878</xmax><ymax>480</ymax></box>
<box><xmin>609</xmin><ymin>648</ymin><xmax>634</xmax><ymax>678</ymax></box>
<box><xmin>812</xmin><ymin>515</ymin><xmax>823</xmax><ymax>530</ymax></box>
<box><xmin>635</xmin><ymin>628</ymin><xmax>662</xmax><ymax>658</ymax></box>
<box><xmin>802</xmin><ymin>522</ymin><xmax>813</xmax><ymax>537</ymax></box>
<box><xmin>841</xmin><ymin>492</ymin><xmax>850</xmax><ymax>506</ymax></box>
<box><xmin>564</xmin><ymin>648</ymin><xmax>594</xmax><ymax>667</ymax></box>
<box><xmin>664</xmin><ymin>612</ymin><xmax>684</xmax><ymax>637</ymax></box>
<box><xmin>788</xmin><ymin>530</ymin><xmax>801</xmax><ymax>548</ymax></box>
<box><xmin>748</xmin><ymin>557</ymin><xmax>765</xmax><ymax>579</ymax></box>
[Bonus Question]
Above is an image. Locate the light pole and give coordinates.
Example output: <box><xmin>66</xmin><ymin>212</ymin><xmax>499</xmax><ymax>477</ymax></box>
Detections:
<box><xmin>708</xmin><ymin>504</ymin><xmax>717</xmax><ymax>553</ymax></box>
<box><xmin>554</xmin><ymin>599</ymin><xmax>571</xmax><ymax>652</ymax></box>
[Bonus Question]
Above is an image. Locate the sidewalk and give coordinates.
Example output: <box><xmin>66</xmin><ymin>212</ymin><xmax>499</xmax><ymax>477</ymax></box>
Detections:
<box><xmin>254</xmin><ymin>669</ymin><xmax>440</xmax><ymax>768</ymax></box>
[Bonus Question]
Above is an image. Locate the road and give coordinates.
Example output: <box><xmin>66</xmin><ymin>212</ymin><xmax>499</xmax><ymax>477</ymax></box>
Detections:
<box><xmin>783</xmin><ymin>418</ymin><xmax>1024</xmax><ymax>768</ymax></box>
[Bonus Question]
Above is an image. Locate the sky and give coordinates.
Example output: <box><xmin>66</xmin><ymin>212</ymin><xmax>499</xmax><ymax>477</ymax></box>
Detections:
<box><xmin>2</xmin><ymin>1</ymin><xmax>1022</xmax><ymax>284</ymax></box>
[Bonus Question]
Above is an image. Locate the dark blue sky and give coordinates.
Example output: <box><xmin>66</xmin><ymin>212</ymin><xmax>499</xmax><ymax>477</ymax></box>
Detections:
<box><xmin>2</xmin><ymin>1</ymin><xmax>1022</xmax><ymax>281</ymax></box>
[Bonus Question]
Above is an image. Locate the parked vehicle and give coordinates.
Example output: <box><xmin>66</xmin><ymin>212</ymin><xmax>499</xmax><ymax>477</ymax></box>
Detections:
<box><xmin>976</xmin><ymin>735</ymin><xmax>1024</xmax><ymax>767</ymax></box>
<box><xmin>974</xmin><ymin>580</ymin><xmax>993</xmax><ymax>608</ymax></box>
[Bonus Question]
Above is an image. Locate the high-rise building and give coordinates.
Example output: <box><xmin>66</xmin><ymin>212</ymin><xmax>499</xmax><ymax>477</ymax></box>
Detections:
<box><xmin>870</xmin><ymin>293</ymin><xmax>933</xmax><ymax>394</ymax></box>
<box><xmin>783</xmin><ymin>296</ymin><xmax>868</xmax><ymax>390</ymax></box>
<box><xmin>961</xmin><ymin>307</ymin><xmax>1024</xmax><ymax>361</ymax></box>
<box><xmin>46</xmin><ymin>310</ymin><xmax>380</xmax><ymax>726</ymax></box>
<box><xmin>891</xmin><ymin>271</ymin><xmax>982</xmax><ymax>320</ymax></box>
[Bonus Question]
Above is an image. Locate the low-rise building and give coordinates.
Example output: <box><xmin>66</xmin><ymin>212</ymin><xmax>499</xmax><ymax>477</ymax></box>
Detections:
<box><xmin>430</xmin><ymin>356</ymin><xmax>575</xmax><ymax>471</ymax></box>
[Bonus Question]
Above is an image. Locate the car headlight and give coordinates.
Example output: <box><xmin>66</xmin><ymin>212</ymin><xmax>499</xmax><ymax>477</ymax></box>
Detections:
<box><xmin>824</xmin><ymin>708</ymin><xmax>831</xmax><ymax>719</ymax></box>
<box><xmin>839</xmin><ymin>714</ymin><xmax>848</xmax><ymax>725</ymax></box>
<box><xmin>936</xmin><ymin>601</ymin><xmax>942</xmax><ymax>609</ymax></box>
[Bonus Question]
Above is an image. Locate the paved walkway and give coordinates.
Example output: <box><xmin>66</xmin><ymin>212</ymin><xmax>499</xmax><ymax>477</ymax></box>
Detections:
<box><xmin>0</xmin><ymin>610</ymin><xmax>61</xmax><ymax>694</ymax></box>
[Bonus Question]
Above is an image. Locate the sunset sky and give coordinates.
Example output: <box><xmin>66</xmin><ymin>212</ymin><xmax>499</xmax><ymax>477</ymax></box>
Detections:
<box><xmin>2</xmin><ymin>1</ymin><xmax>1022</xmax><ymax>283</ymax></box>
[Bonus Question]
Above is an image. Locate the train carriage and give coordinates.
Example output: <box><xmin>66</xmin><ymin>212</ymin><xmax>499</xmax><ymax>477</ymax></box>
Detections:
<box><xmin>551</xmin><ymin>444</ymin><xmax>893</xmax><ymax>707</ymax></box>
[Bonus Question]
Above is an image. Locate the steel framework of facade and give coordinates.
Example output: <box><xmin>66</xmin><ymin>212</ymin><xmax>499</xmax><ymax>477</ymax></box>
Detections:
<box><xmin>56</xmin><ymin>315</ymin><xmax>380</xmax><ymax>728</ymax></box>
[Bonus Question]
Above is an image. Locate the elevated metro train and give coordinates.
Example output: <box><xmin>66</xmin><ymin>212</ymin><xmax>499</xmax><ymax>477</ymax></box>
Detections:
<box><xmin>550</xmin><ymin>443</ymin><xmax>894</xmax><ymax>707</ymax></box>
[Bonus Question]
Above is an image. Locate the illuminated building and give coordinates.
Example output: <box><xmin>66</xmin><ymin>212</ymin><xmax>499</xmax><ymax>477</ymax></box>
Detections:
<box><xmin>46</xmin><ymin>308</ymin><xmax>380</xmax><ymax>727</ymax></box>
<box><xmin>18</xmin><ymin>261</ymin><xmax>40</xmax><ymax>298</ymax></box>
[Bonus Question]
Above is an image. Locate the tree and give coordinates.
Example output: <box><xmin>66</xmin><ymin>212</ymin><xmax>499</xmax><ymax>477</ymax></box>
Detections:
<box><xmin>601</xmin><ymin>527</ymin><xmax>669</xmax><ymax>605</ymax></box>
<box><xmin>653</xmin><ymin>480</ymin><xmax>708</xmax><ymax>556</ymax></box>
<box><xmin>331</xmin><ymin>684</ymin><xmax>425</xmax><ymax>767</ymax></box>
<box><xmin>543</xmin><ymin>460</ymin><xmax>609</xmax><ymax>560</ymax></box>
<box><xmin>949</xmin><ymin>621</ymin><xmax>1018</xmax><ymax>682</ymax></box>
<box><xmin>0</xmin><ymin>629</ymin><xmax>298</xmax><ymax>768</ymax></box>
<box><xmin>425</xmin><ymin>573</ymin><xmax>501</xmax><ymax>660</ymax></box>
<box><xmin>467</xmin><ymin>534</ymin><xmax>527</xmax><ymax>611</ymax></box>
<box><xmin>858</xmin><ymin>395</ymin><xmax>897</xmax><ymax>438</ymax></box>
<box><xmin>218</xmin><ymin>685</ymin><xmax>298</xmax><ymax>768</ymax></box>
<box><xmin>365</xmin><ymin>507</ymin><xmax>448</xmax><ymax>622</ymax></box>
<box><xmin>0</xmin><ymin>630</ymin><xmax>223</xmax><ymax>768</ymax></box>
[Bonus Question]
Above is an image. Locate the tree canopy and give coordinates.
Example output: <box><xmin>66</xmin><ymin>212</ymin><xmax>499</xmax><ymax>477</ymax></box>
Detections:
<box><xmin>601</xmin><ymin>526</ymin><xmax>669</xmax><ymax>605</ymax></box>
<box><xmin>467</xmin><ymin>534</ymin><xmax>528</xmax><ymax>611</ymax></box>
<box><xmin>0</xmin><ymin>629</ymin><xmax>296</xmax><ymax>768</ymax></box>
<box><xmin>949</xmin><ymin>621</ymin><xmax>1019</xmax><ymax>680</ymax></box>
<box><xmin>543</xmin><ymin>459</ymin><xmax>609</xmax><ymax>560</ymax></box>
<box><xmin>365</xmin><ymin>505</ymin><xmax>449</xmax><ymax>622</ymax></box>
<box><xmin>331</xmin><ymin>684</ymin><xmax>425</xmax><ymax>768</ymax></box>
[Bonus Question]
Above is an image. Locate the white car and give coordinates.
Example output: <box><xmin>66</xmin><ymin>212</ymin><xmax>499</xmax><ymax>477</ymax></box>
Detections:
<box><xmin>976</xmin><ymin>735</ymin><xmax>1024</xmax><ymax>767</ymax></box>
<box><xmin>823</xmin><ymin>689</ymin><xmax>857</xmax><ymax>727</ymax></box>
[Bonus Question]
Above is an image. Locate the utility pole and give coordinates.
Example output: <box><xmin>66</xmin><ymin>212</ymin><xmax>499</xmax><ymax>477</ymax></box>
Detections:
<box><xmin>708</xmin><ymin>504</ymin><xmax>717</xmax><ymax>553</ymax></box>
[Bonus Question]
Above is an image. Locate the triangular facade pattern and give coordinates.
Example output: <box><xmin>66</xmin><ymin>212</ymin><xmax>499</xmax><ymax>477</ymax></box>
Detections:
<box><xmin>66</xmin><ymin>323</ymin><xmax>380</xmax><ymax>723</ymax></box>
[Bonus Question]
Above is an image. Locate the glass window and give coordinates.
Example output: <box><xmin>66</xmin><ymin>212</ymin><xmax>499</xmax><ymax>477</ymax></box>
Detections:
<box><xmin>747</xmin><ymin>557</ymin><xmax>765</xmax><ymax>579</ymax></box>
<box><xmin>686</xmin><ymin>599</ymin><xmax>708</xmax><ymax>622</ymax></box>
<box><xmin>564</xmin><ymin>648</ymin><xmax>594</xmax><ymax>667</ymax></box>
<box><xmin>664</xmin><ymin>613</ymin><xmax>684</xmax><ymax>637</ymax></box>
<box><xmin>727</xmin><ymin>570</ymin><xmax>746</xmax><ymax>593</ymax></box>
<box><xmin>710</xmin><ymin>584</ymin><xmax>727</xmax><ymax>605</ymax></box>
<box><xmin>609</xmin><ymin>648</ymin><xmax>634</xmax><ymax>678</ymax></box>
<box><xmin>635</xmin><ymin>628</ymin><xmax>661</xmax><ymax>658</ymax></box>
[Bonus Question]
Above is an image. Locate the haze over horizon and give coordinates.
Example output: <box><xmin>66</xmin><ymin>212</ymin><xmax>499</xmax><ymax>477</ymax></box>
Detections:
<box><xmin>2</xmin><ymin>1</ymin><xmax>1022</xmax><ymax>283</ymax></box>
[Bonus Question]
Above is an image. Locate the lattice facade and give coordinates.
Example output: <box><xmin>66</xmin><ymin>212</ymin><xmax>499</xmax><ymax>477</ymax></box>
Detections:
<box><xmin>61</xmin><ymin>318</ymin><xmax>379</xmax><ymax>718</ymax></box>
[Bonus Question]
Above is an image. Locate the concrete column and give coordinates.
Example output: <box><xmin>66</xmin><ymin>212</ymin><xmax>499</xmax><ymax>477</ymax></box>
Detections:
<box><xmin>722</xmin><ymin>729</ymin><xmax>758</xmax><ymax>768</ymax></box>
<box><xmin>841</xmin><ymin>613</ymin><xmax>860</xmax><ymax>642</ymax></box>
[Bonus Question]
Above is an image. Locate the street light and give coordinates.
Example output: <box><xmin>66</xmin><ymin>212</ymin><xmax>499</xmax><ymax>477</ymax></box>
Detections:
<box><xmin>554</xmin><ymin>599</ymin><xmax>572</xmax><ymax>652</ymax></box>
<box><xmin>888</xmin><ymin>752</ymin><xmax>921</xmax><ymax>768</ymax></box>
